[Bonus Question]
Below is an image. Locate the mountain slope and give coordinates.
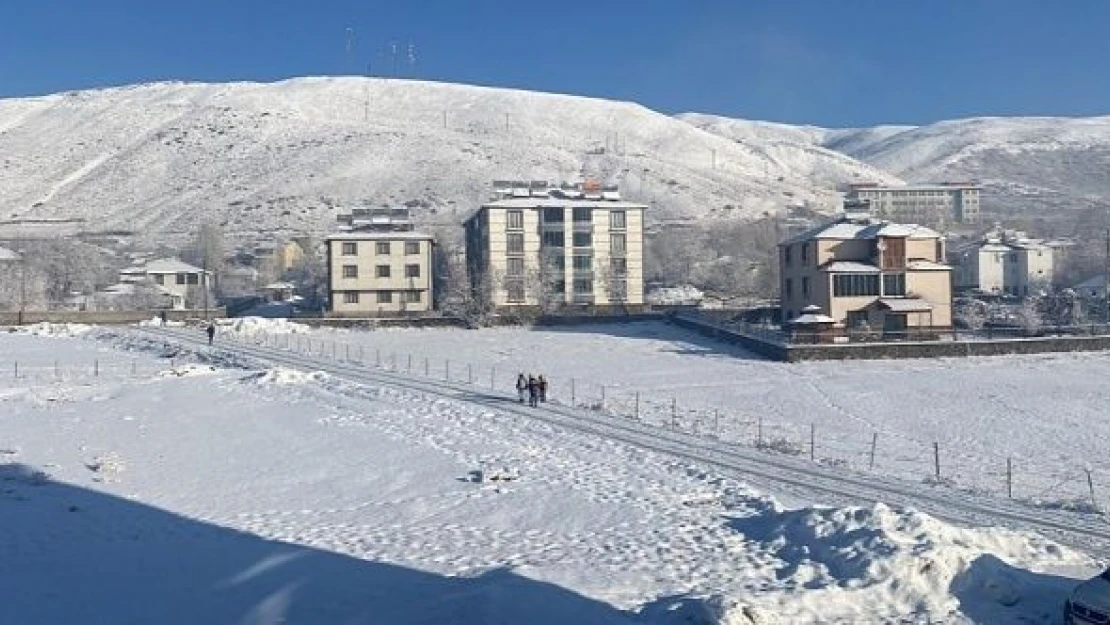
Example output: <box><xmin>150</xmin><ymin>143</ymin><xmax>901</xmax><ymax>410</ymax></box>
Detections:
<box><xmin>0</xmin><ymin>78</ymin><xmax>884</xmax><ymax>243</ymax></box>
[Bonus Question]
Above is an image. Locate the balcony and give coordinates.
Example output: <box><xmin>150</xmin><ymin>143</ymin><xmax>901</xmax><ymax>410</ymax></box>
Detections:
<box><xmin>572</xmin><ymin>292</ymin><xmax>595</xmax><ymax>304</ymax></box>
<box><xmin>571</xmin><ymin>221</ymin><xmax>594</xmax><ymax>233</ymax></box>
<box><xmin>539</xmin><ymin>221</ymin><xmax>565</xmax><ymax>233</ymax></box>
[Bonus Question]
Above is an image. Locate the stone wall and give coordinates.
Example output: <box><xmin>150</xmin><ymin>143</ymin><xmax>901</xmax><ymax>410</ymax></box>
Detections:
<box><xmin>0</xmin><ymin>309</ymin><xmax>225</xmax><ymax>326</ymax></box>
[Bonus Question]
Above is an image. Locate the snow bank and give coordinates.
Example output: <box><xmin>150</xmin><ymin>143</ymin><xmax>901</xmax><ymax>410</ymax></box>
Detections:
<box><xmin>729</xmin><ymin>502</ymin><xmax>1092</xmax><ymax>623</ymax></box>
<box><xmin>138</xmin><ymin>317</ymin><xmax>186</xmax><ymax>328</ymax></box>
<box><xmin>7</xmin><ymin>322</ymin><xmax>93</xmax><ymax>337</ymax></box>
<box><xmin>646</xmin><ymin>285</ymin><xmax>704</xmax><ymax>306</ymax></box>
<box><xmin>242</xmin><ymin>367</ymin><xmax>328</xmax><ymax>386</ymax></box>
<box><xmin>220</xmin><ymin>317</ymin><xmax>311</xmax><ymax>336</ymax></box>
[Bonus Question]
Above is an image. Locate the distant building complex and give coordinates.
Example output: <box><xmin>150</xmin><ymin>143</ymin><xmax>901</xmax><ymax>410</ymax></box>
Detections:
<box><xmin>464</xmin><ymin>181</ymin><xmax>646</xmax><ymax>312</ymax></box>
<box><xmin>325</xmin><ymin>207</ymin><xmax>435</xmax><ymax>316</ymax></box>
<box><xmin>846</xmin><ymin>182</ymin><xmax>981</xmax><ymax>227</ymax></box>
<box><xmin>950</xmin><ymin>228</ymin><xmax>1055</xmax><ymax>297</ymax></box>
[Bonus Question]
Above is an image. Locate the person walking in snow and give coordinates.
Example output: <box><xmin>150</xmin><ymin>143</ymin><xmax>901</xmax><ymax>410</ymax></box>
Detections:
<box><xmin>538</xmin><ymin>375</ymin><xmax>548</xmax><ymax>403</ymax></box>
<box><xmin>206</xmin><ymin>323</ymin><xmax>215</xmax><ymax>346</ymax></box>
<box><xmin>516</xmin><ymin>373</ymin><xmax>528</xmax><ymax>404</ymax></box>
<box><xmin>527</xmin><ymin>375</ymin><xmax>539</xmax><ymax>408</ymax></box>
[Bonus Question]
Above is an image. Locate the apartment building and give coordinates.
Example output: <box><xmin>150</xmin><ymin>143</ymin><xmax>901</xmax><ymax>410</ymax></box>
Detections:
<box><xmin>779</xmin><ymin>209</ymin><xmax>953</xmax><ymax>333</ymax></box>
<box><xmin>326</xmin><ymin>207</ymin><xmax>434</xmax><ymax>316</ymax></box>
<box><xmin>846</xmin><ymin>182</ymin><xmax>981</xmax><ymax>227</ymax></box>
<box><xmin>464</xmin><ymin>181</ymin><xmax>646</xmax><ymax>311</ymax></box>
<box><xmin>951</xmin><ymin>229</ymin><xmax>1054</xmax><ymax>297</ymax></box>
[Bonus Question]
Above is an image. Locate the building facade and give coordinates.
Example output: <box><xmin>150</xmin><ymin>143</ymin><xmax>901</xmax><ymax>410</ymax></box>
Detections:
<box><xmin>951</xmin><ymin>229</ymin><xmax>1054</xmax><ymax>297</ymax></box>
<box><xmin>464</xmin><ymin>182</ymin><xmax>646</xmax><ymax>311</ymax></box>
<box><xmin>118</xmin><ymin>258</ymin><xmax>212</xmax><ymax>309</ymax></box>
<box><xmin>779</xmin><ymin>211</ymin><xmax>953</xmax><ymax>332</ymax></box>
<box><xmin>326</xmin><ymin>207</ymin><xmax>434</xmax><ymax>316</ymax></box>
<box><xmin>846</xmin><ymin>182</ymin><xmax>981</xmax><ymax>227</ymax></box>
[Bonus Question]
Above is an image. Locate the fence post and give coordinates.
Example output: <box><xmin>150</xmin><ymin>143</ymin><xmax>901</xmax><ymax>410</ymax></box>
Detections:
<box><xmin>468</xmin><ymin>364</ymin><xmax>473</xmax><ymax>384</ymax></box>
<box><xmin>94</xmin><ymin>359</ymin><xmax>99</xmax><ymax>377</ymax></box>
<box><xmin>671</xmin><ymin>398</ymin><xmax>678</xmax><ymax>429</ymax></box>
<box><xmin>757</xmin><ymin>417</ymin><xmax>763</xmax><ymax>448</ymax></box>
<box><xmin>54</xmin><ymin>360</ymin><xmax>59</xmax><ymax>379</ymax></box>
<box><xmin>424</xmin><ymin>357</ymin><xmax>429</xmax><ymax>376</ymax></box>
<box><xmin>933</xmin><ymin>442</ymin><xmax>941</xmax><ymax>481</ymax></box>
<box><xmin>810</xmin><ymin>423</ymin><xmax>816</xmax><ymax>461</ymax></box>
<box><xmin>359</xmin><ymin>345</ymin><xmax>364</xmax><ymax>364</ymax></box>
<box><xmin>376</xmin><ymin>349</ymin><xmax>381</xmax><ymax>368</ymax></box>
<box><xmin>445</xmin><ymin>360</ymin><xmax>450</xmax><ymax>381</ymax></box>
<box><xmin>869</xmin><ymin>433</ymin><xmax>878</xmax><ymax>470</ymax></box>
<box><xmin>634</xmin><ymin>392</ymin><xmax>640</xmax><ymax>420</ymax></box>
<box><xmin>713</xmin><ymin>409</ymin><xmax>719</xmax><ymax>434</ymax></box>
<box><xmin>1006</xmin><ymin>457</ymin><xmax>1013</xmax><ymax>498</ymax></box>
<box><xmin>490</xmin><ymin>366</ymin><xmax>495</xmax><ymax>390</ymax></box>
<box><xmin>131</xmin><ymin>360</ymin><xmax>137</xmax><ymax>376</ymax></box>
<box><xmin>408</xmin><ymin>354</ymin><xmax>413</xmax><ymax>373</ymax></box>
<box><xmin>600</xmin><ymin>385</ymin><xmax>605</xmax><ymax>410</ymax></box>
<box><xmin>571</xmin><ymin>378</ymin><xmax>576</xmax><ymax>406</ymax></box>
<box><xmin>1087</xmin><ymin>469</ymin><xmax>1099</xmax><ymax>512</ymax></box>
<box><xmin>332</xmin><ymin>341</ymin><xmax>336</xmax><ymax>360</ymax></box>
<box><xmin>13</xmin><ymin>361</ymin><xmax>17</xmax><ymax>379</ymax></box>
<box><xmin>346</xmin><ymin>344</ymin><xmax>351</xmax><ymax>361</ymax></box>
<box><xmin>391</xmin><ymin>354</ymin><xmax>397</xmax><ymax>370</ymax></box>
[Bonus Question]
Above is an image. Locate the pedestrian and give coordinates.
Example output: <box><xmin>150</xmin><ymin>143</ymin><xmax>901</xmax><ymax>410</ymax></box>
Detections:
<box><xmin>206</xmin><ymin>323</ymin><xmax>215</xmax><ymax>346</ymax></box>
<box><xmin>538</xmin><ymin>375</ymin><xmax>548</xmax><ymax>403</ymax></box>
<box><xmin>527</xmin><ymin>375</ymin><xmax>539</xmax><ymax>407</ymax></box>
<box><xmin>159</xmin><ymin>310</ymin><xmax>167</xmax><ymax>325</ymax></box>
<box><xmin>516</xmin><ymin>373</ymin><xmax>527</xmax><ymax>404</ymax></box>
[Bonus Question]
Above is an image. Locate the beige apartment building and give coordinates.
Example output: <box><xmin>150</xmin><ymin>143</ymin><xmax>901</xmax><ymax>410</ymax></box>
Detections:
<box><xmin>326</xmin><ymin>208</ymin><xmax>434</xmax><ymax>316</ymax></box>
<box><xmin>847</xmin><ymin>182</ymin><xmax>981</xmax><ymax>227</ymax></box>
<box><xmin>464</xmin><ymin>181</ymin><xmax>646</xmax><ymax>311</ymax></box>
<box><xmin>779</xmin><ymin>211</ymin><xmax>953</xmax><ymax>333</ymax></box>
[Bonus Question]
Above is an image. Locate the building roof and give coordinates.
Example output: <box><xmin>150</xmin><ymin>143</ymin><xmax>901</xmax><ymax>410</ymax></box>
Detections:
<box><xmin>820</xmin><ymin>261</ymin><xmax>881</xmax><ymax>273</ymax></box>
<box><xmin>262</xmin><ymin>282</ymin><xmax>296</xmax><ymax>290</ymax></box>
<box><xmin>874</xmin><ymin>298</ymin><xmax>933</xmax><ymax>313</ymax></box>
<box><xmin>138</xmin><ymin>258</ymin><xmax>207</xmax><ymax>274</ymax></box>
<box><xmin>790</xmin><ymin>312</ymin><xmax>836</xmax><ymax>325</ymax></box>
<box><xmin>782</xmin><ymin>217</ymin><xmax>942</xmax><ymax>245</ymax></box>
<box><xmin>325</xmin><ymin>231</ymin><xmax>434</xmax><ymax>241</ymax></box>
<box><xmin>0</xmin><ymin>246</ymin><xmax>20</xmax><ymax>261</ymax></box>
<box><xmin>906</xmin><ymin>260</ymin><xmax>952</xmax><ymax>271</ymax></box>
<box><xmin>480</xmin><ymin>197</ymin><xmax>649</xmax><ymax>210</ymax></box>
<box><xmin>848</xmin><ymin>182</ymin><xmax>981</xmax><ymax>192</ymax></box>
<box><xmin>1075</xmin><ymin>275</ymin><xmax>1108</xmax><ymax>290</ymax></box>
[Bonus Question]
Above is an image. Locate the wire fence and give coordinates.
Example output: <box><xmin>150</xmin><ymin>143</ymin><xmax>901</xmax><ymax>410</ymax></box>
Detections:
<box><xmin>224</xmin><ymin>328</ymin><xmax>1110</xmax><ymax>516</ymax></box>
<box><xmin>0</xmin><ymin>357</ymin><xmax>175</xmax><ymax>385</ymax></box>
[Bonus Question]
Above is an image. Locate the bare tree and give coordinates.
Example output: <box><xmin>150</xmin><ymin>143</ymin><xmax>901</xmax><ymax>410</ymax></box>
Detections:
<box><xmin>183</xmin><ymin>220</ymin><xmax>227</xmax><ymax>293</ymax></box>
<box><xmin>1015</xmin><ymin>298</ymin><xmax>1043</xmax><ymax>335</ymax></box>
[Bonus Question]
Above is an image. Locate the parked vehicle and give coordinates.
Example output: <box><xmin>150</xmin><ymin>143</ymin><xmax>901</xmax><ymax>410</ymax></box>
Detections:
<box><xmin>1065</xmin><ymin>569</ymin><xmax>1110</xmax><ymax>624</ymax></box>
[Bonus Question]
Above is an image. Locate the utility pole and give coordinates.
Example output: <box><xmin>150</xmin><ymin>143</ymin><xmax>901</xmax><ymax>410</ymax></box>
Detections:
<box><xmin>18</xmin><ymin>248</ymin><xmax>26</xmax><ymax>326</ymax></box>
<box><xmin>203</xmin><ymin>256</ymin><xmax>210</xmax><ymax>322</ymax></box>
<box><xmin>1104</xmin><ymin>228</ymin><xmax>1109</xmax><ymax>325</ymax></box>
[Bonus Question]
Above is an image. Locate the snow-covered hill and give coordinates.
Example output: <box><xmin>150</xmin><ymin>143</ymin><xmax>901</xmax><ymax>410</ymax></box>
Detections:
<box><xmin>684</xmin><ymin>112</ymin><xmax>1110</xmax><ymax>216</ymax></box>
<box><xmin>0</xmin><ymin>78</ymin><xmax>882</xmax><ymax>243</ymax></box>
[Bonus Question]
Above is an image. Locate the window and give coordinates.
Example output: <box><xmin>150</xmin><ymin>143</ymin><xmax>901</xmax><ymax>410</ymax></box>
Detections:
<box><xmin>882</xmin><ymin>273</ymin><xmax>906</xmax><ymax>296</ymax></box>
<box><xmin>154</xmin><ymin>274</ymin><xmax>165</xmax><ymax>285</ymax></box>
<box><xmin>187</xmin><ymin>274</ymin><xmax>199</xmax><ymax>285</ymax></box>
<box><xmin>507</xmin><ymin>258</ymin><xmax>525</xmax><ymax>277</ymax></box>
<box><xmin>572</xmin><ymin>232</ymin><xmax>592</xmax><ymax>248</ymax></box>
<box><xmin>542</xmin><ymin>207</ymin><xmax>564</xmax><ymax>223</ymax></box>
<box><xmin>376</xmin><ymin>291</ymin><xmax>392</xmax><ymax>303</ymax></box>
<box><xmin>802</xmin><ymin>276</ymin><xmax>810</xmax><ymax>297</ymax></box>
<box><xmin>342</xmin><ymin>242</ymin><xmax>357</xmax><ymax>255</ymax></box>
<box><xmin>573</xmin><ymin>207</ymin><xmax>591</xmax><ymax>222</ymax></box>
<box><xmin>572</xmin><ymin>255</ymin><xmax>592</xmax><ymax>272</ymax></box>
<box><xmin>376</xmin><ymin>265</ymin><xmax>391</xmax><ymax>278</ymax></box>
<box><xmin>405</xmin><ymin>241</ymin><xmax>420</xmax><ymax>255</ymax></box>
<box><xmin>506</xmin><ymin>280</ymin><xmax>525</xmax><ymax>303</ymax></box>
<box><xmin>375</xmin><ymin>241</ymin><xmax>390</xmax><ymax>255</ymax></box>
<box><xmin>507</xmin><ymin>210</ymin><xmax>524</xmax><ymax>230</ymax></box>
<box><xmin>610</xmin><ymin>210</ymin><xmax>626</xmax><ymax>229</ymax></box>
<box><xmin>573</xmin><ymin>278</ymin><xmax>593</xmax><ymax>294</ymax></box>
<box><xmin>404</xmin><ymin>291</ymin><xmax>421</xmax><ymax>303</ymax></box>
<box><xmin>610</xmin><ymin>233</ymin><xmax>626</xmax><ymax>255</ymax></box>
<box><xmin>611</xmin><ymin>257</ymin><xmax>627</xmax><ymax>276</ymax></box>
<box><xmin>846</xmin><ymin>310</ymin><xmax>869</xmax><ymax>328</ymax></box>
<box><xmin>542</xmin><ymin>231</ymin><xmax>564</xmax><ymax>247</ymax></box>
<box><xmin>404</xmin><ymin>264</ymin><xmax>420</xmax><ymax>279</ymax></box>
<box><xmin>784</xmin><ymin>245</ymin><xmax>792</xmax><ymax>266</ymax></box>
<box><xmin>343</xmin><ymin>292</ymin><xmax>359</xmax><ymax>304</ymax></box>
<box><xmin>801</xmin><ymin>243</ymin><xmax>808</xmax><ymax>265</ymax></box>
<box><xmin>832</xmin><ymin>274</ymin><xmax>880</xmax><ymax>297</ymax></box>
<box><xmin>507</xmin><ymin>233</ymin><xmax>524</xmax><ymax>254</ymax></box>
<box><xmin>784</xmin><ymin>278</ymin><xmax>793</xmax><ymax>300</ymax></box>
<box><xmin>342</xmin><ymin>265</ymin><xmax>358</xmax><ymax>279</ymax></box>
<box><xmin>176</xmin><ymin>273</ymin><xmax>187</xmax><ymax>285</ymax></box>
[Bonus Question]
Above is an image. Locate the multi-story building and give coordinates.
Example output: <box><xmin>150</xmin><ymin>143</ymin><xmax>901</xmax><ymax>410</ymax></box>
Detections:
<box><xmin>325</xmin><ymin>207</ymin><xmax>435</xmax><ymax>316</ymax></box>
<box><xmin>778</xmin><ymin>207</ymin><xmax>953</xmax><ymax>333</ymax></box>
<box><xmin>846</xmin><ymin>182</ymin><xmax>981</xmax><ymax>227</ymax></box>
<box><xmin>951</xmin><ymin>229</ymin><xmax>1054</xmax><ymax>297</ymax></box>
<box><xmin>464</xmin><ymin>181</ymin><xmax>646</xmax><ymax>311</ymax></box>
<box><xmin>118</xmin><ymin>258</ymin><xmax>212</xmax><ymax>309</ymax></box>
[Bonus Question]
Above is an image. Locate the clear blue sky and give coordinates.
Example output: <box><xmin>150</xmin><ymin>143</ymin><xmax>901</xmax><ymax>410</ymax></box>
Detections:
<box><xmin>1</xmin><ymin>0</ymin><xmax>1106</xmax><ymax>127</ymax></box>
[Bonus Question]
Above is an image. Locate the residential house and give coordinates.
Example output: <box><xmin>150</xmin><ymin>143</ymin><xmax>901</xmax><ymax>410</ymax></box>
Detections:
<box><xmin>261</xmin><ymin>281</ymin><xmax>296</xmax><ymax>303</ymax></box>
<box><xmin>118</xmin><ymin>258</ymin><xmax>212</xmax><ymax>310</ymax></box>
<box><xmin>325</xmin><ymin>207</ymin><xmax>435</xmax><ymax>316</ymax></box>
<box><xmin>778</xmin><ymin>209</ymin><xmax>953</xmax><ymax>334</ymax></box>
<box><xmin>950</xmin><ymin>229</ymin><xmax>1054</xmax><ymax>297</ymax></box>
<box><xmin>463</xmin><ymin>180</ymin><xmax>647</xmax><ymax>311</ymax></box>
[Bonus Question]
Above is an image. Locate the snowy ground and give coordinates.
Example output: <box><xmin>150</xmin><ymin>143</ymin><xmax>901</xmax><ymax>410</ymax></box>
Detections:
<box><xmin>0</xmin><ymin>322</ymin><xmax>1103</xmax><ymax>624</ymax></box>
<box><xmin>219</xmin><ymin>319</ymin><xmax>1110</xmax><ymax>509</ymax></box>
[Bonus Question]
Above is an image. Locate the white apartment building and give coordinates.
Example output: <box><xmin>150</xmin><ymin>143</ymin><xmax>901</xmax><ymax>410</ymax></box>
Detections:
<box><xmin>464</xmin><ymin>181</ymin><xmax>646</xmax><ymax>311</ymax></box>
<box><xmin>326</xmin><ymin>207</ymin><xmax>435</xmax><ymax>316</ymax></box>
<box><xmin>847</xmin><ymin>182</ymin><xmax>981</xmax><ymax>227</ymax></box>
<box><xmin>118</xmin><ymin>258</ymin><xmax>212</xmax><ymax>309</ymax></box>
<box><xmin>951</xmin><ymin>229</ymin><xmax>1054</xmax><ymax>297</ymax></box>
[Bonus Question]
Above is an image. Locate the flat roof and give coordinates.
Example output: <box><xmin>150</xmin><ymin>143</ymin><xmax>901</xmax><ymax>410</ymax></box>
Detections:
<box><xmin>325</xmin><ymin>231</ymin><xmax>434</xmax><ymax>241</ymax></box>
<box><xmin>481</xmin><ymin>198</ymin><xmax>649</xmax><ymax>210</ymax></box>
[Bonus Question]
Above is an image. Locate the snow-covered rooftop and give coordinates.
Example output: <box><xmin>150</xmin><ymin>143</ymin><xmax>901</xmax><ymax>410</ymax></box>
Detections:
<box><xmin>138</xmin><ymin>258</ymin><xmax>207</xmax><ymax>274</ymax></box>
<box><xmin>821</xmin><ymin>261</ymin><xmax>880</xmax><ymax>273</ymax></box>
<box><xmin>0</xmin><ymin>246</ymin><xmax>20</xmax><ymax>261</ymax></box>
<box><xmin>783</xmin><ymin>217</ymin><xmax>941</xmax><ymax>245</ymax></box>
<box><xmin>326</xmin><ymin>231</ymin><xmax>434</xmax><ymax>241</ymax></box>
<box><xmin>875</xmin><ymin>298</ymin><xmax>933</xmax><ymax>312</ymax></box>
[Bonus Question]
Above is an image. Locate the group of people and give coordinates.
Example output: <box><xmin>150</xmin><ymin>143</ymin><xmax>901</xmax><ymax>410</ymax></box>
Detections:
<box><xmin>516</xmin><ymin>373</ymin><xmax>547</xmax><ymax>407</ymax></box>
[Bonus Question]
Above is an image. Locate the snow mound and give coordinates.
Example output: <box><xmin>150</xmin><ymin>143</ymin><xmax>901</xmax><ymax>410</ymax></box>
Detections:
<box><xmin>646</xmin><ymin>285</ymin><xmax>704</xmax><ymax>306</ymax></box>
<box><xmin>244</xmin><ymin>367</ymin><xmax>327</xmax><ymax>386</ymax></box>
<box><xmin>138</xmin><ymin>317</ymin><xmax>186</xmax><ymax>328</ymax></box>
<box><xmin>729</xmin><ymin>502</ymin><xmax>1092</xmax><ymax>623</ymax></box>
<box><xmin>8</xmin><ymin>322</ymin><xmax>93</xmax><ymax>337</ymax></box>
<box><xmin>221</xmin><ymin>317</ymin><xmax>311</xmax><ymax>337</ymax></box>
<box><xmin>159</xmin><ymin>364</ymin><xmax>220</xmax><ymax>378</ymax></box>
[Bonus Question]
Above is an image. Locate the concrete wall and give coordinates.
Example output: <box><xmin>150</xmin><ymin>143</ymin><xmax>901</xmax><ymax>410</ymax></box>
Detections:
<box><xmin>0</xmin><ymin>309</ymin><xmax>225</xmax><ymax>325</ymax></box>
<box><xmin>905</xmin><ymin>270</ymin><xmax>952</xmax><ymax>326</ymax></box>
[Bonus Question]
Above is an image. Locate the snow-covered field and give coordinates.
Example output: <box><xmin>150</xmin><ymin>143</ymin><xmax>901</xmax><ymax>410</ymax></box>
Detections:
<box><xmin>0</xmin><ymin>323</ymin><xmax>1103</xmax><ymax>623</ymax></box>
<box><xmin>220</xmin><ymin>319</ymin><xmax>1110</xmax><ymax>509</ymax></box>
